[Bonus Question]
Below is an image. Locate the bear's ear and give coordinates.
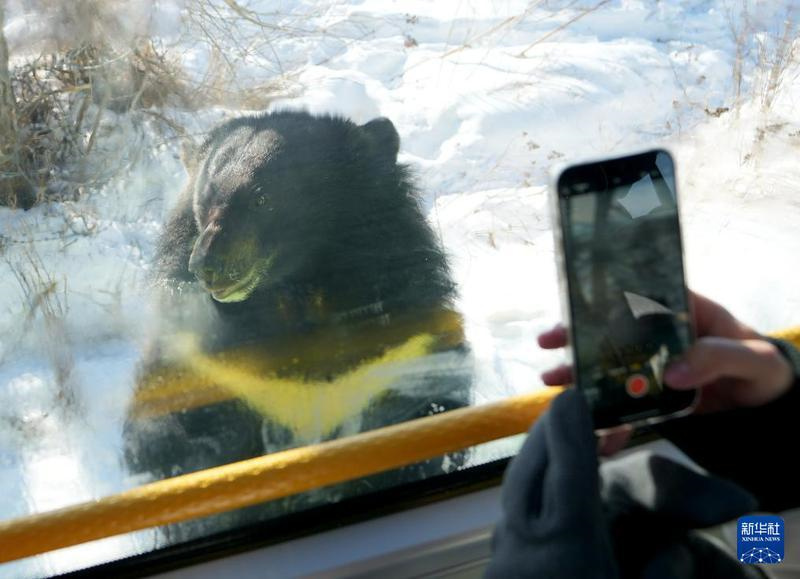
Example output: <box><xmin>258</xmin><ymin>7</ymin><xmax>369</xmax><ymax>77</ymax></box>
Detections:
<box><xmin>361</xmin><ymin>117</ymin><xmax>400</xmax><ymax>164</ymax></box>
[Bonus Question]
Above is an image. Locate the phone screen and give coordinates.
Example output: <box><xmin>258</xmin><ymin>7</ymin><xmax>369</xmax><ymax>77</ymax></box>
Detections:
<box><xmin>556</xmin><ymin>150</ymin><xmax>696</xmax><ymax>428</ymax></box>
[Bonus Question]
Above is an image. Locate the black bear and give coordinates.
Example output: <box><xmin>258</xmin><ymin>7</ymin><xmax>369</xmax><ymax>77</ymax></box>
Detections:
<box><xmin>124</xmin><ymin>111</ymin><xmax>472</xmax><ymax>537</ymax></box>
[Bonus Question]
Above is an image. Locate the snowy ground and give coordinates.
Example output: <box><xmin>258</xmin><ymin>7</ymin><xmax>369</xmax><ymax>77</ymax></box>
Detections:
<box><xmin>1</xmin><ymin>0</ymin><xmax>799</xmax><ymax>576</ymax></box>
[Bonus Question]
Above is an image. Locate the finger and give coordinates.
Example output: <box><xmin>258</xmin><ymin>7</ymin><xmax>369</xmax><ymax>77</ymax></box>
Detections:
<box><xmin>598</xmin><ymin>426</ymin><xmax>633</xmax><ymax>457</ymax></box>
<box><xmin>540</xmin><ymin>364</ymin><xmax>572</xmax><ymax>386</ymax></box>
<box><xmin>537</xmin><ymin>324</ymin><xmax>568</xmax><ymax>349</ymax></box>
<box><xmin>664</xmin><ymin>337</ymin><xmax>793</xmax><ymax>407</ymax></box>
<box><xmin>689</xmin><ymin>290</ymin><xmax>759</xmax><ymax>340</ymax></box>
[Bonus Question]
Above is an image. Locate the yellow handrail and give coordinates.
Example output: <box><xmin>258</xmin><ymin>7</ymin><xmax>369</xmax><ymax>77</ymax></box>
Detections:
<box><xmin>0</xmin><ymin>388</ymin><xmax>560</xmax><ymax>564</ymax></box>
<box><xmin>0</xmin><ymin>326</ymin><xmax>797</xmax><ymax>564</ymax></box>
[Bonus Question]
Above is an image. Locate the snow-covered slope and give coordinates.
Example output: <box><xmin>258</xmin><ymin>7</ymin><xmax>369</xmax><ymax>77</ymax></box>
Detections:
<box><xmin>1</xmin><ymin>1</ymin><xmax>798</xmax><ymax>576</ymax></box>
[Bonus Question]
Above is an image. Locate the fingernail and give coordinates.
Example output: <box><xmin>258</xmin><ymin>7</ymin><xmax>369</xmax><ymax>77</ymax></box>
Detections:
<box><xmin>664</xmin><ymin>361</ymin><xmax>692</xmax><ymax>387</ymax></box>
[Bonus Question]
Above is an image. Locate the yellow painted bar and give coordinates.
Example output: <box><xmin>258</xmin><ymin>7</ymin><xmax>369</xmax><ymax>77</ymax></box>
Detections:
<box><xmin>0</xmin><ymin>388</ymin><xmax>560</xmax><ymax>564</ymax></box>
<box><xmin>770</xmin><ymin>326</ymin><xmax>800</xmax><ymax>345</ymax></box>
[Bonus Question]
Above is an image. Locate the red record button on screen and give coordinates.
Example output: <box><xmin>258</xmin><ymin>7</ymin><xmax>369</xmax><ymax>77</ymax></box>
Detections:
<box><xmin>626</xmin><ymin>374</ymin><xmax>649</xmax><ymax>398</ymax></box>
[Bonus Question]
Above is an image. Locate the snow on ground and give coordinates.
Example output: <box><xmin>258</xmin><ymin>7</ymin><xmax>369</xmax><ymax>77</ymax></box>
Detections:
<box><xmin>1</xmin><ymin>1</ymin><xmax>799</xmax><ymax>575</ymax></box>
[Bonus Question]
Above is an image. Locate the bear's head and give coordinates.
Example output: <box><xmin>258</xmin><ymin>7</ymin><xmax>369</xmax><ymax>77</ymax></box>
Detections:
<box><xmin>185</xmin><ymin>112</ymin><xmax>402</xmax><ymax>304</ymax></box>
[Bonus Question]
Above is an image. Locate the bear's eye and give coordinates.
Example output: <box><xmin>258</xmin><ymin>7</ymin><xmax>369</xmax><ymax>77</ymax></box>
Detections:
<box><xmin>255</xmin><ymin>194</ymin><xmax>267</xmax><ymax>207</ymax></box>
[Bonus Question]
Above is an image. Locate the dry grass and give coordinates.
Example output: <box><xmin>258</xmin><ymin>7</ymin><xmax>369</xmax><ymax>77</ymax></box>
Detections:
<box><xmin>6</xmin><ymin>246</ymin><xmax>79</xmax><ymax>411</ymax></box>
<box><xmin>0</xmin><ymin>36</ymin><xmax>197</xmax><ymax>209</ymax></box>
<box><xmin>0</xmin><ymin>0</ymin><xmax>326</xmax><ymax>209</ymax></box>
<box><xmin>727</xmin><ymin>4</ymin><xmax>799</xmax><ymax>115</ymax></box>
<box><xmin>179</xmin><ymin>0</ymin><xmax>318</xmax><ymax>109</ymax></box>
<box><xmin>755</xmin><ymin>16</ymin><xmax>798</xmax><ymax>110</ymax></box>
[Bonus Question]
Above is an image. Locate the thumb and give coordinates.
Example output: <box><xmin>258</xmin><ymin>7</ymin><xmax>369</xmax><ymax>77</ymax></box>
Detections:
<box><xmin>664</xmin><ymin>336</ymin><xmax>792</xmax><ymax>407</ymax></box>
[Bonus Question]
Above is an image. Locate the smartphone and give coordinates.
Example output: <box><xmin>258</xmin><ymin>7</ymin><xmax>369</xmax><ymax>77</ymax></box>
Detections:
<box><xmin>551</xmin><ymin>149</ymin><xmax>697</xmax><ymax>430</ymax></box>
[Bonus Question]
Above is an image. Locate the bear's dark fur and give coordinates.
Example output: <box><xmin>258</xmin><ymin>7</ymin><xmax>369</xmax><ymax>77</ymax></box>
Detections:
<box><xmin>124</xmin><ymin>111</ymin><xmax>472</xmax><ymax>538</ymax></box>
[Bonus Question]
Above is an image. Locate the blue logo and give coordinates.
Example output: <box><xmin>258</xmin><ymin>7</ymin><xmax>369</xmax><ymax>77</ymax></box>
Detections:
<box><xmin>737</xmin><ymin>515</ymin><xmax>784</xmax><ymax>564</ymax></box>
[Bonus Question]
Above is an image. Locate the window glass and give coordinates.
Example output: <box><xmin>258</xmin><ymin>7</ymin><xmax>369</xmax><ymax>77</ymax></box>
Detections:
<box><xmin>1</xmin><ymin>1</ymin><xmax>798</xmax><ymax>576</ymax></box>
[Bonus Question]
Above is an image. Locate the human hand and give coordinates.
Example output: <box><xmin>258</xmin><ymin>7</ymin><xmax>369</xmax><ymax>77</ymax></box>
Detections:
<box><xmin>538</xmin><ymin>290</ymin><xmax>794</xmax><ymax>417</ymax></box>
<box><xmin>660</xmin><ymin>291</ymin><xmax>793</xmax><ymax>412</ymax></box>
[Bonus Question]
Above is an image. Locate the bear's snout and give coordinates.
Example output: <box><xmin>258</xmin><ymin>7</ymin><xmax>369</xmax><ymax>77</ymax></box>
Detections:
<box><xmin>188</xmin><ymin>249</ymin><xmax>222</xmax><ymax>287</ymax></box>
<box><xmin>187</xmin><ymin>217</ymin><xmax>265</xmax><ymax>303</ymax></box>
<box><xmin>188</xmin><ymin>221</ymin><xmax>223</xmax><ymax>285</ymax></box>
